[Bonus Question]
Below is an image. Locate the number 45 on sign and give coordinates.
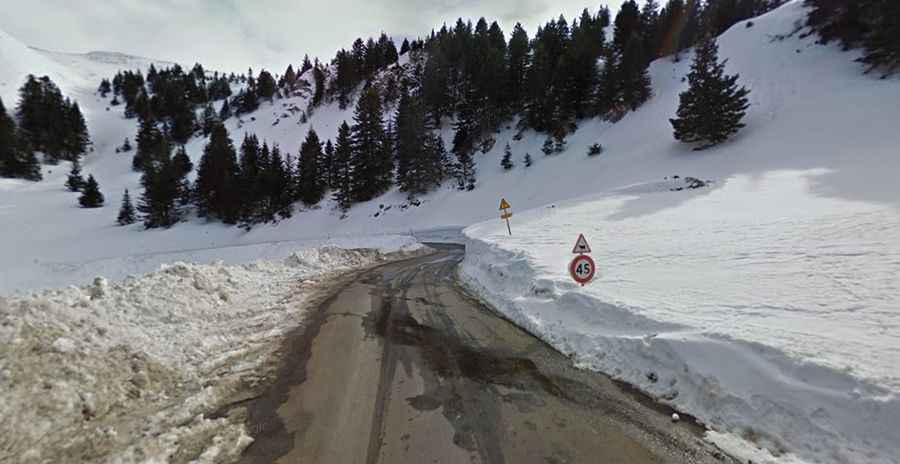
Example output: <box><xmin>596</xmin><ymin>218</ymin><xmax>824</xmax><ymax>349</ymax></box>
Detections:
<box><xmin>569</xmin><ymin>234</ymin><xmax>595</xmax><ymax>286</ymax></box>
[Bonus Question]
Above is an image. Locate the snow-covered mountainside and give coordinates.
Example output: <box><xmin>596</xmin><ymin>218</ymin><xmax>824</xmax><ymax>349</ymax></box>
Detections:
<box><xmin>456</xmin><ymin>3</ymin><xmax>900</xmax><ymax>464</ymax></box>
<box><xmin>1</xmin><ymin>1</ymin><xmax>898</xmax><ymax>462</ymax></box>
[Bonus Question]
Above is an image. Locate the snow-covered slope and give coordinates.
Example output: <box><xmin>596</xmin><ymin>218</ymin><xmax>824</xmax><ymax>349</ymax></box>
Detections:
<box><xmin>456</xmin><ymin>3</ymin><xmax>900</xmax><ymax>464</ymax></box>
<box><xmin>1</xmin><ymin>2</ymin><xmax>898</xmax><ymax>460</ymax></box>
<box><xmin>0</xmin><ymin>29</ymin><xmax>76</xmax><ymax>104</ymax></box>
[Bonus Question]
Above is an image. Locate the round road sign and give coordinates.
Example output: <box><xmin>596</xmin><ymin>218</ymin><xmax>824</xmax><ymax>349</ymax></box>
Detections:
<box><xmin>569</xmin><ymin>255</ymin><xmax>596</xmax><ymax>286</ymax></box>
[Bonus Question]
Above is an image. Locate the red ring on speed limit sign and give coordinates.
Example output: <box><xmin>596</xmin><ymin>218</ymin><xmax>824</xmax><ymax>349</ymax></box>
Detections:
<box><xmin>569</xmin><ymin>255</ymin><xmax>596</xmax><ymax>286</ymax></box>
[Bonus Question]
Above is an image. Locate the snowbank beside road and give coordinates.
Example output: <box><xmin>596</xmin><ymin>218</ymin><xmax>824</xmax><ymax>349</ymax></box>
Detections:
<box><xmin>0</xmin><ymin>240</ymin><xmax>420</xmax><ymax>463</ymax></box>
<box><xmin>460</xmin><ymin>173</ymin><xmax>900</xmax><ymax>464</ymax></box>
<box><xmin>2</xmin><ymin>234</ymin><xmax>420</xmax><ymax>296</ymax></box>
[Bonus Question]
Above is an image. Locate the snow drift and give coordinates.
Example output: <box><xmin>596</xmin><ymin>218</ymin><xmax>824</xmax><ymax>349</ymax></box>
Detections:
<box><xmin>0</xmin><ymin>241</ymin><xmax>420</xmax><ymax>463</ymax></box>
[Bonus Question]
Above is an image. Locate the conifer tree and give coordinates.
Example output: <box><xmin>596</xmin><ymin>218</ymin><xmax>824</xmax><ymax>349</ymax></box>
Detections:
<box><xmin>266</xmin><ymin>145</ymin><xmax>293</xmax><ymax>219</ymax></box>
<box><xmin>394</xmin><ymin>85</ymin><xmax>428</xmax><ymax>195</ymax></box>
<box><xmin>507</xmin><ymin>23</ymin><xmax>531</xmax><ymax>109</ymax></box>
<box><xmin>237</xmin><ymin>134</ymin><xmax>263</xmax><ymax>224</ymax></box>
<box><xmin>219</xmin><ymin>98</ymin><xmax>232</xmax><ymax>120</ymax></box>
<box><xmin>323</xmin><ymin>139</ymin><xmax>336</xmax><ymax>189</ymax></box>
<box><xmin>98</xmin><ymin>79</ymin><xmax>112</xmax><ymax>97</ymax></box>
<box><xmin>117</xmin><ymin>189</ymin><xmax>136</xmax><ymax>225</ymax></box>
<box><xmin>349</xmin><ymin>86</ymin><xmax>390</xmax><ymax>202</ymax></box>
<box><xmin>172</xmin><ymin>146</ymin><xmax>193</xmax><ymax>205</ymax></box>
<box><xmin>66</xmin><ymin>160</ymin><xmax>85</xmax><ymax>191</ymax></box>
<box><xmin>858</xmin><ymin>0</ymin><xmax>900</xmax><ymax>76</ymax></box>
<box><xmin>670</xmin><ymin>36</ymin><xmax>750</xmax><ymax>149</ymax></box>
<box><xmin>201</xmin><ymin>102</ymin><xmax>218</xmax><ymax>136</ymax></box>
<box><xmin>524</xmin><ymin>152</ymin><xmax>533</xmax><ymax>167</ymax></box>
<box><xmin>133</xmin><ymin>119</ymin><xmax>168</xmax><ymax>172</ymax></box>
<box><xmin>298</xmin><ymin>129</ymin><xmax>326</xmax><ymax>205</ymax></box>
<box><xmin>79</xmin><ymin>175</ymin><xmax>104</xmax><ymax>208</ymax></box>
<box><xmin>138</xmin><ymin>153</ymin><xmax>184</xmax><ymax>228</ymax></box>
<box><xmin>501</xmin><ymin>143</ymin><xmax>514</xmax><ymax>170</ymax></box>
<box><xmin>0</xmin><ymin>97</ymin><xmax>41</xmax><ymax>181</ymax></box>
<box><xmin>194</xmin><ymin>124</ymin><xmax>240</xmax><ymax>222</ymax></box>
<box><xmin>541</xmin><ymin>138</ymin><xmax>555</xmax><ymax>155</ymax></box>
<box><xmin>0</xmin><ymin>97</ymin><xmax>18</xmax><ymax>174</ymax></box>
<box><xmin>257</xmin><ymin>70</ymin><xmax>277</xmax><ymax>101</ymax></box>
<box><xmin>332</xmin><ymin>121</ymin><xmax>354</xmax><ymax>211</ymax></box>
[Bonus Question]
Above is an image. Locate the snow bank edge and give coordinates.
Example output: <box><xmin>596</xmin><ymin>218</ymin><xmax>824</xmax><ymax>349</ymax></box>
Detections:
<box><xmin>458</xmin><ymin>234</ymin><xmax>900</xmax><ymax>464</ymax></box>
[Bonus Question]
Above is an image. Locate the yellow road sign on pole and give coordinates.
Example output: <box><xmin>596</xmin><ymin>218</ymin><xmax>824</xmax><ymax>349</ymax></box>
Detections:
<box><xmin>499</xmin><ymin>198</ymin><xmax>512</xmax><ymax>236</ymax></box>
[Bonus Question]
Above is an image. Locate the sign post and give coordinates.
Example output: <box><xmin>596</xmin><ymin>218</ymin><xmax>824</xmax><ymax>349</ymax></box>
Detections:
<box><xmin>499</xmin><ymin>198</ymin><xmax>512</xmax><ymax>236</ymax></box>
<box><xmin>569</xmin><ymin>234</ymin><xmax>595</xmax><ymax>286</ymax></box>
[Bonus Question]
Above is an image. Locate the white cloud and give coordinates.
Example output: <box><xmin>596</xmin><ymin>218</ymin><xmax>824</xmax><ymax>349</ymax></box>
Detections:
<box><xmin>0</xmin><ymin>0</ymin><xmax>623</xmax><ymax>73</ymax></box>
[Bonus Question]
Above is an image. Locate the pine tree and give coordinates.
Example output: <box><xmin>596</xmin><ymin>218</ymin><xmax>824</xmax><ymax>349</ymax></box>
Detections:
<box><xmin>0</xmin><ymin>97</ymin><xmax>40</xmax><ymax>181</ymax></box>
<box><xmin>201</xmin><ymin>102</ymin><xmax>218</xmax><ymax>136</ymax></box>
<box><xmin>121</xmin><ymin>137</ymin><xmax>133</xmax><ymax>152</ymax></box>
<box><xmin>65</xmin><ymin>160</ymin><xmax>85</xmax><ymax>191</ymax></box>
<box><xmin>542</xmin><ymin>137</ymin><xmax>555</xmax><ymax>155</ymax></box>
<box><xmin>79</xmin><ymin>175</ymin><xmax>104</xmax><ymax>208</ymax></box>
<box><xmin>670</xmin><ymin>36</ymin><xmax>750</xmax><ymax>149</ymax></box>
<box><xmin>133</xmin><ymin>119</ymin><xmax>168</xmax><ymax>172</ymax></box>
<box><xmin>0</xmin><ymin>97</ymin><xmax>18</xmax><ymax>175</ymax></box>
<box><xmin>858</xmin><ymin>0</ymin><xmax>900</xmax><ymax>76</ymax></box>
<box><xmin>507</xmin><ymin>23</ymin><xmax>530</xmax><ymax>109</ymax></box>
<box><xmin>237</xmin><ymin>134</ymin><xmax>264</xmax><ymax>224</ymax></box>
<box><xmin>117</xmin><ymin>189</ymin><xmax>136</xmax><ymax>225</ymax></box>
<box><xmin>138</xmin><ymin>154</ymin><xmax>184</xmax><ymax>228</ymax></box>
<box><xmin>323</xmin><ymin>139</ymin><xmax>336</xmax><ymax>190</ymax></box>
<box><xmin>98</xmin><ymin>79</ymin><xmax>112</xmax><ymax>97</ymax></box>
<box><xmin>266</xmin><ymin>145</ymin><xmax>293</xmax><ymax>219</ymax></box>
<box><xmin>298</xmin><ymin>129</ymin><xmax>326</xmax><ymax>205</ymax></box>
<box><xmin>349</xmin><ymin>86</ymin><xmax>390</xmax><ymax>202</ymax></box>
<box><xmin>394</xmin><ymin>85</ymin><xmax>428</xmax><ymax>195</ymax></box>
<box><xmin>194</xmin><ymin>124</ymin><xmax>240</xmax><ymax>222</ymax></box>
<box><xmin>524</xmin><ymin>152</ymin><xmax>533</xmax><ymax>167</ymax></box>
<box><xmin>172</xmin><ymin>146</ymin><xmax>193</xmax><ymax>205</ymax></box>
<box><xmin>501</xmin><ymin>143</ymin><xmax>514</xmax><ymax>170</ymax></box>
<box><xmin>618</xmin><ymin>38</ymin><xmax>653</xmax><ymax>111</ymax></box>
<box><xmin>257</xmin><ymin>70</ymin><xmax>277</xmax><ymax>100</ymax></box>
<box><xmin>219</xmin><ymin>98</ymin><xmax>232</xmax><ymax>120</ymax></box>
<box><xmin>332</xmin><ymin>121</ymin><xmax>354</xmax><ymax>211</ymax></box>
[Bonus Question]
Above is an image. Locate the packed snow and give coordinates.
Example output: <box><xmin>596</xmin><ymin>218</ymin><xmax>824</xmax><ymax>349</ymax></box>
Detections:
<box><xmin>1</xmin><ymin>1</ymin><xmax>898</xmax><ymax>463</ymax></box>
<box><xmin>0</xmin><ymin>241</ymin><xmax>422</xmax><ymax>463</ymax></box>
<box><xmin>461</xmin><ymin>172</ymin><xmax>900</xmax><ymax>464</ymax></box>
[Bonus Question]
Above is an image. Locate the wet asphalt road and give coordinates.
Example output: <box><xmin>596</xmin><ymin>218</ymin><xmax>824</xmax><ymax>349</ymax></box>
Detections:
<box><xmin>240</xmin><ymin>244</ymin><xmax>735</xmax><ymax>464</ymax></box>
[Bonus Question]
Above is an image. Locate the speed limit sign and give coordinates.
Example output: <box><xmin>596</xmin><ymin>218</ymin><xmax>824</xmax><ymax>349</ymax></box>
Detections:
<box><xmin>569</xmin><ymin>254</ymin><xmax>595</xmax><ymax>286</ymax></box>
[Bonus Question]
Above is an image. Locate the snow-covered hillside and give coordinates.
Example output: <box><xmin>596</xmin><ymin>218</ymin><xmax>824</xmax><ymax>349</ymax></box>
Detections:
<box><xmin>457</xmin><ymin>3</ymin><xmax>900</xmax><ymax>464</ymax></box>
<box><xmin>1</xmin><ymin>1</ymin><xmax>898</xmax><ymax>461</ymax></box>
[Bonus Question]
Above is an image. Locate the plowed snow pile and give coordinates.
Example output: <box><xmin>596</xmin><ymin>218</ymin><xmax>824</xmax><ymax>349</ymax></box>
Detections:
<box><xmin>0</xmin><ymin>243</ymin><xmax>419</xmax><ymax>463</ymax></box>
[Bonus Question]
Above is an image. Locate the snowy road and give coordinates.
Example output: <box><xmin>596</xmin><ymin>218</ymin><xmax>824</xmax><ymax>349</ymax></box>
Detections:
<box><xmin>239</xmin><ymin>244</ymin><xmax>734</xmax><ymax>464</ymax></box>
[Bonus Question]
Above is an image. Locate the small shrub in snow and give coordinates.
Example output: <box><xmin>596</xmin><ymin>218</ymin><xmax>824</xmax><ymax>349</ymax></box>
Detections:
<box><xmin>523</xmin><ymin>153</ymin><xmax>533</xmax><ymax>167</ymax></box>
<box><xmin>480</xmin><ymin>137</ymin><xmax>496</xmax><ymax>154</ymax></box>
<box><xmin>501</xmin><ymin>143</ymin><xmax>514</xmax><ymax>170</ymax></box>
<box><xmin>587</xmin><ymin>143</ymin><xmax>603</xmax><ymax>157</ymax></box>
<box><xmin>541</xmin><ymin>137</ymin><xmax>554</xmax><ymax>155</ymax></box>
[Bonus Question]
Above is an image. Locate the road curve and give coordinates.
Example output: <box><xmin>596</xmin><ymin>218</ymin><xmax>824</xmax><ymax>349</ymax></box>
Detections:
<box><xmin>240</xmin><ymin>244</ymin><xmax>734</xmax><ymax>464</ymax></box>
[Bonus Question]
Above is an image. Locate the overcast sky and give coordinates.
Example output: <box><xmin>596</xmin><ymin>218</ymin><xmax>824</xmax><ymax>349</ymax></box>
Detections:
<box><xmin>0</xmin><ymin>0</ymin><xmax>623</xmax><ymax>73</ymax></box>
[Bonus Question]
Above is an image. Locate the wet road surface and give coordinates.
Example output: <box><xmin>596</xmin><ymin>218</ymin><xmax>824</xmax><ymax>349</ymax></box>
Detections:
<box><xmin>240</xmin><ymin>244</ymin><xmax>734</xmax><ymax>464</ymax></box>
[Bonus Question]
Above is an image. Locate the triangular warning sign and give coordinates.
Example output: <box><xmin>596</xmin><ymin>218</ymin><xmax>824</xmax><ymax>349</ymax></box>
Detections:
<box><xmin>572</xmin><ymin>234</ymin><xmax>591</xmax><ymax>254</ymax></box>
<box><xmin>499</xmin><ymin>198</ymin><xmax>511</xmax><ymax>210</ymax></box>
